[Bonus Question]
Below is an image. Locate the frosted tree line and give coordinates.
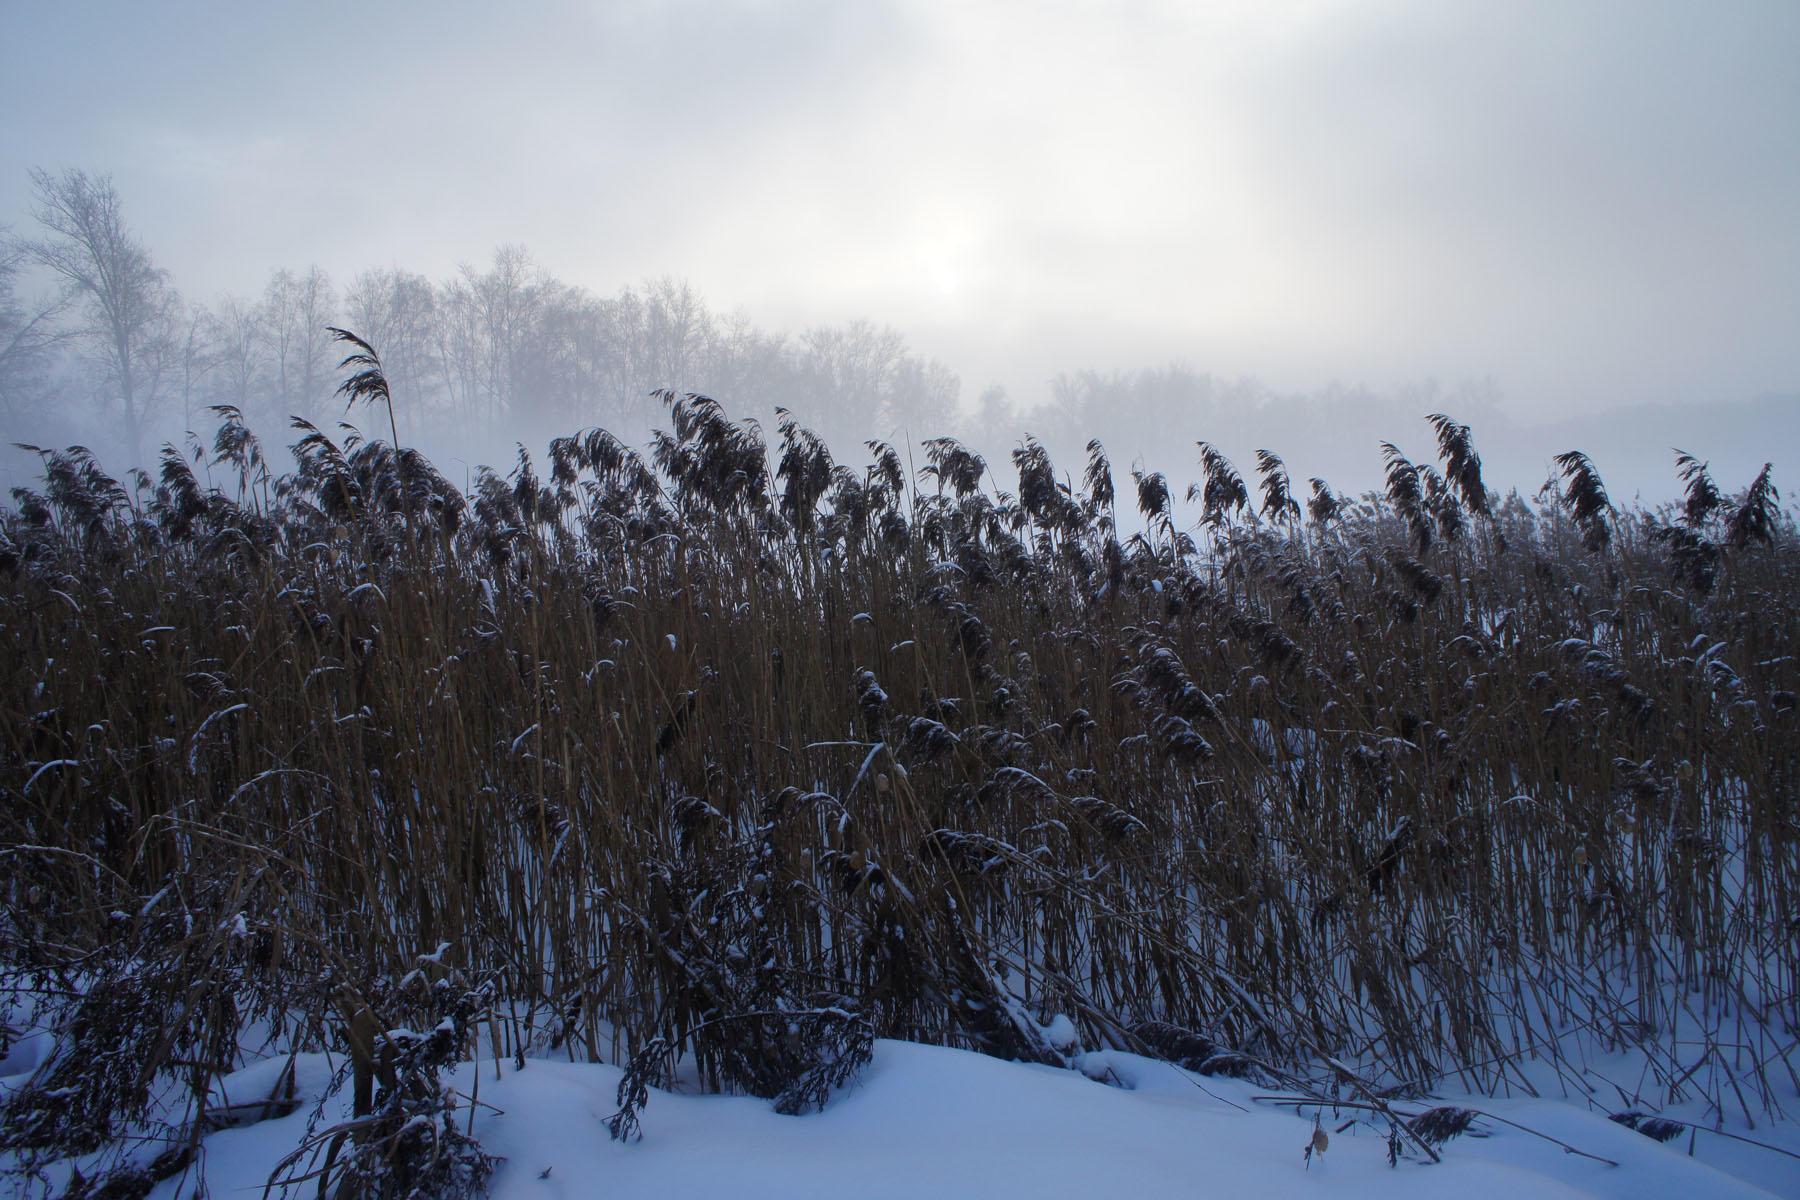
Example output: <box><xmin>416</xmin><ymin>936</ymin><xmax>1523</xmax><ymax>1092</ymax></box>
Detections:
<box><xmin>1</xmin><ymin>170</ymin><xmax>963</xmax><ymax>470</ymax></box>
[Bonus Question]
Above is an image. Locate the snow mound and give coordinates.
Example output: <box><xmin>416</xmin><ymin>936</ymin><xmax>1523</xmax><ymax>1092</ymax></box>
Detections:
<box><xmin>170</xmin><ymin>1040</ymin><xmax>1795</xmax><ymax>1200</ymax></box>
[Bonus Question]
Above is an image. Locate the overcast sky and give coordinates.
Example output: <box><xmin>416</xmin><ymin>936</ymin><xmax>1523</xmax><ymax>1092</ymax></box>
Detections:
<box><xmin>3</xmin><ymin>0</ymin><xmax>1797</xmax><ymax>419</ymax></box>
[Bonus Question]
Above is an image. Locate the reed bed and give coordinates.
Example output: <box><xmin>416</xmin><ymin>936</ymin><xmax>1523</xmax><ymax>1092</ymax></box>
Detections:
<box><xmin>1</xmin><ymin>336</ymin><xmax>1795</xmax><ymax>1193</ymax></box>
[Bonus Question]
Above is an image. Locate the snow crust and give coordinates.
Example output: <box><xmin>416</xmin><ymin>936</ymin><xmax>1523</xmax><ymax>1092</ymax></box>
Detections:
<box><xmin>129</xmin><ymin>1039</ymin><xmax>1798</xmax><ymax>1200</ymax></box>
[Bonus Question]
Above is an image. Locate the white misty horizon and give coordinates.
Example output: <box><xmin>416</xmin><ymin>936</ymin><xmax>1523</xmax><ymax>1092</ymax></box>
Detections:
<box><xmin>2</xmin><ymin>2</ymin><xmax>1796</xmax><ymax>420</ymax></box>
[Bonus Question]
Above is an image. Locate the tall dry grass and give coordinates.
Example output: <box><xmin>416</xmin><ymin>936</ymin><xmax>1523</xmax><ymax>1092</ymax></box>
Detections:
<box><xmin>1</xmin><ymin>337</ymin><xmax>1796</xmax><ymax>1188</ymax></box>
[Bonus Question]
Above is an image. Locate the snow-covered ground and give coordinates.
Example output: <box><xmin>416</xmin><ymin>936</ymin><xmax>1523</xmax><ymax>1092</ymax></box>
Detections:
<box><xmin>38</xmin><ymin>1038</ymin><xmax>1788</xmax><ymax>1200</ymax></box>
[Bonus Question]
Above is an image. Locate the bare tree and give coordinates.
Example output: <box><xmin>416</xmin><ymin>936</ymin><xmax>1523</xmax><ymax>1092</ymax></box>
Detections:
<box><xmin>345</xmin><ymin>267</ymin><xmax>439</xmax><ymax>418</ymax></box>
<box><xmin>445</xmin><ymin>245</ymin><xmax>547</xmax><ymax>436</ymax></box>
<box><xmin>172</xmin><ymin>301</ymin><xmax>216</xmax><ymax>434</ymax></box>
<box><xmin>23</xmin><ymin>168</ymin><xmax>173</xmax><ymax>461</ymax></box>
<box><xmin>207</xmin><ymin>294</ymin><xmax>264</xmax><ymax>416</ymax></box>
<box><xmin>640</xmin><ymin>276</ymin><xmax>714</xmax><ymax>397</ymax></box>
<box><xmin>705</xmin><ymin>310</ymin><xmax>792</xmax><ymax>419</ymax></box>
<box><xmin>514</xmin><ymin>282</ymin><xmax>604</xmax><ymax>433</ymax></box>
<box><xmin>792</xmin><ymin>320</ymin><xmax>905</xmax><ymax>451</ymax></box>
<box><xmin>260</xmin><ymin>266</ymin><xmax>336</xmax><ymax>425</ymax></box>
<box><xmin>0</xmin><ymin>229</ymin><xmax>73</xmax><ymax>428</ymax></box>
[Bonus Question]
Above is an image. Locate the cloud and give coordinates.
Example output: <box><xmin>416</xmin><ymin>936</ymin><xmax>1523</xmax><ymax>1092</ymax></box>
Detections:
<box><xmin>2</xmin><ymin>0</ymin><xmax>1795</xmax><ymax>418</ymax></box>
